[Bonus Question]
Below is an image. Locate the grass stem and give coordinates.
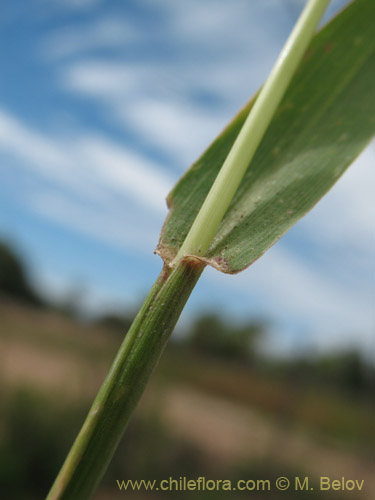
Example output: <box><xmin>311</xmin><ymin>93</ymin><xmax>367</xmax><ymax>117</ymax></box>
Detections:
<box><xmin>46</xmin><ymin>259</ymin><xmax>205</xmax><ymax>500</ymax></box>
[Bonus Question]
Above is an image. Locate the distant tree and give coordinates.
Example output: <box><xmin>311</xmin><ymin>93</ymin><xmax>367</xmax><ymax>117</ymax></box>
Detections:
<box><xmin>0</xmin><ymin>241</ymin><xmax>42</xmax><ymax>306</ymax></box>
<box><xmin>96</xmin><ymin>313</ymin><xmax>134</xmax><ymax>335</ymax></box>
<box><xmin>315</xmin><ymin>350</ymin><xmax>370</xmax><ymax>395</ymax></box>
<box><xmin>188</xmin><ymin>313</ymin><xmax>264</xmax><ymax>364</ymax></box>
<box><xmin>278</xmin><ymin>349</ymin><xmax>372</xmax><ymax>396</ymax></box>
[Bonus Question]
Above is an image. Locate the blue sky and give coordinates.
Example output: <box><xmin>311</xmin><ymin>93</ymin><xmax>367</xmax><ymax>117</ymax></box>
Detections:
<box><xmin>0</xmin><ymin>0</ymin><xmax>374</xmax><ymax>357</ymax></box>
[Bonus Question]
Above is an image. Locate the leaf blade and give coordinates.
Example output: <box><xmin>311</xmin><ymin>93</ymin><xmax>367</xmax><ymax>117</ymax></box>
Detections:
<box><xmin>157</xmin><ymin>0</ymin><xmax>375</xmax><ymax>273</ymax></box>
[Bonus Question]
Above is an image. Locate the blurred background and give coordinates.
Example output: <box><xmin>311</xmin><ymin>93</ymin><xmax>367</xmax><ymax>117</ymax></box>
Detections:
<box><xmin>0</xmin><ymin>0</ymin><xmax>374</xmax><ymax>498</ymax></box>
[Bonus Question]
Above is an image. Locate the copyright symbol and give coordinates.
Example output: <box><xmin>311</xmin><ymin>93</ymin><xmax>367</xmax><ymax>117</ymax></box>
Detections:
<box><xmin>276</xmin><ymin>477</ymin><xmax>290</xmax><ymax>490</ymax></box>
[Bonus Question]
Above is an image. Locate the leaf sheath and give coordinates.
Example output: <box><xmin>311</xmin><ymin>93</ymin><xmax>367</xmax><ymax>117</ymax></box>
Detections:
<box><xmin>46</xmin><ymin>258</ymin><xmax>205</xmax><ymax>500</ymax></box>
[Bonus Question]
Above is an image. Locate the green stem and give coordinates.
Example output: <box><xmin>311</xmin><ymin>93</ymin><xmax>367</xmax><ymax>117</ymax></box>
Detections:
<box><xmin>174</xmin><ymin>0</ymin><xmax>329</xmax><ymax>262</ymax></box>
<box><xmin>46</xmin><ymin>258</ymin><xmax>205</xmax><ymax>500</ymax></box>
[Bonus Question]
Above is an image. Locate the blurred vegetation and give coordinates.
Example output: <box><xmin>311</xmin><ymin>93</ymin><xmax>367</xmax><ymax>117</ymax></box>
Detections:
<box><xmin>0</xmin><ymin>388</ymin><xmax>88</xmax><ymax>500</ymax></box>
<box><xmin>0</xmin><ymin>386</ymin><xmax>347</xmax><ymax>500</ymax></box>
<box><xmin>0</xmin><ymin>239</ymin><xmax>374</xmax><ymax>499</ymax></box>
<box><xmin>187</xmin><ymin>313</ymin><xmax>263</xmax><ymax>364</ymax></box>
<box><xmin>0</xmin><ymin>241</ymin><xmax>42</xmax><ymax>307</ymax></box>
<box><xmin>0</xmin><ymin>386</ymin><xmax>207</xmax><ymax>500</ymax></box>
<box><xmin>95</xmin><ymin>313</ymin><xmax>134</xmax><ymax>336</ymax></box>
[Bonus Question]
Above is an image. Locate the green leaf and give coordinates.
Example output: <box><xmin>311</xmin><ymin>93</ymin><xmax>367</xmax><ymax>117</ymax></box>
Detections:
<box><xmin>156</xmin><ymin>0</ymin><xmax>375</xmax><ymax>274</ymax></box>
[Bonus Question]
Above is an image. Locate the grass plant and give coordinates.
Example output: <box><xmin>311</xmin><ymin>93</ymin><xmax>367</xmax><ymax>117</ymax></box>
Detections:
<box><xmin>47</xmin><ymin>1</ymin><xmax>375</xmax><ymax>498</ymax></box>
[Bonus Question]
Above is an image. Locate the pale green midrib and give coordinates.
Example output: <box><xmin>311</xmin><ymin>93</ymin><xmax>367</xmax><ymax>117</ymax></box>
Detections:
<box><xmin>173</xmin><ymin>0</ymin><xmax>330</xmax><ymax>264</ymax></box>
<box><xmin>207</xmin><ymin>28</ymin><xmax>375</xmax><ymax>267</ymax></box>
<box><xmin>224</xmin><ymin>28</ymin><xmax>374</xmax><ymax>222</ymax></box>
<box><xmin>206</xmin><ymin>47</ymin><xmax>375</xmax><ymax>263</ymax></box>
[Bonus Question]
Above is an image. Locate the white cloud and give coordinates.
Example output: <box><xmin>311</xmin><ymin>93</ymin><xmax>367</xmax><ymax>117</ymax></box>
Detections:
<box><xmin>61</xmin><ymin>57</ymin><xmax>268</xmax><ymax>166</ymax></box>
<box><xmin>117</xmin><ymin>97</ymin><xmax>227</xmax><ymax>168</ymax></box>
<box><xmin>141</xmin><ymin>0</ymin><xmax>289</xmax><ymax>55</ymax></box>
<box><xmin>58</xmin><ymin>0</ymin><xmax>282</xmax><ymax>166</ymax></box>
<box><xmin>55</xmin><ymin>0</ymin><xmax>355</xmax><ymax>174</ymax></box>
<box><xmin>0</xmin><ymin>107</ymin><xmax>172</xmax><ymax>212</ymax></box>
<box><xmin>63</xmin><ymin>61</ymin><xmax>140</xmax><ymax>98</ymax></box>
<box><xmin>47</xmin><ymin>0</ymin><xmax>102</xmax><ymax>11</ymax></box>
<box><xmin>34</xmin><ymin>264</ymin><xmax>139</xmax><ymax>318</ymax></box>
<box><xmin>28</xmin><ymin>191</ymin><xmax>159</xmax><ymax>252</ymax></box>
<box><xmin>0</xmin><ymin>107</ymin><xmax>173</xmax><ymax>252</ymax></box>
<box><xmin>41</xmin><ymin>18</ymin><xmax>139</xmax><ymax>60</ymax></box>
<box><xmin>63</xmin><ymin>55</ymin><xmax>268</xmax><ymax>105</ymax></box>
<box><xmin>75</xmin><ymin>134</ymin><xmax>172</xmax><ymax>211</ymax></box>
<box><xmin>0</xmin><ymin>109</ymin><xmax>68</xmax><ymax>171</ymax></box>
<box><xmin>301</xmin><ymin>146</ymin><xmax>375</xmax><ymax>253</ymax></box>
